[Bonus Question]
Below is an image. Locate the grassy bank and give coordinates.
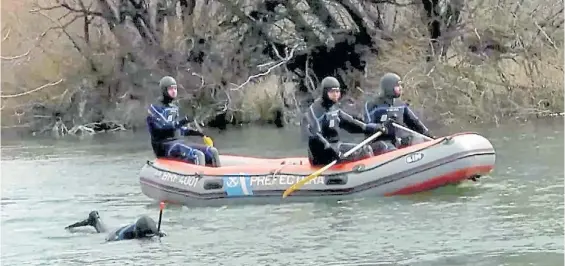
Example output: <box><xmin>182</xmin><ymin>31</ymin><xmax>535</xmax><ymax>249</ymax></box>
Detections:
<box><xmin>1</xmin><ymin>0</ymin><xmax>562</xmax><ymax>138</ymax></box>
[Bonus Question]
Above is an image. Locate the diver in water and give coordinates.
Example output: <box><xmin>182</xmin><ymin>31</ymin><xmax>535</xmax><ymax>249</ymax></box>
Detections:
<box><xmin>147</xmin><ymin>75</ymin><xmax>221</xmax><ymax>167</ymax></box>
<box><xmin>65</xmin><ymin>211</ymin><xmax>165</xmax><ymax>241</ymax></box>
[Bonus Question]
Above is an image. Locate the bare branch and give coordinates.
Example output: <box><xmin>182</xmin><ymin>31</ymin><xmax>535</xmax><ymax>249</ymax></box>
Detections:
<box><xmin>2</xmin><ymin>27</ymin><xmax>11</xmax><ymax>42</ymax></box>
<box><xmin>230</xmin><ymin>44</ymin><xmax>299</xmax><ymax>91</ymax></box>
<box><xmin>1</xmin><ymin>79</ymin><xmax>64</xmax><ymax>99</ymax></box>
<box><xmin>0</xmin><ymin>49</ymin><xmax>31</xmax><ymax>60</ymax></box>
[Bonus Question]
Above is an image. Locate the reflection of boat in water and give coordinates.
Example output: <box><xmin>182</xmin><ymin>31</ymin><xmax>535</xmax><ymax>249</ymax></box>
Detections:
<box><xmin>139</xmin><ymin>132</ymin><xmax>496</xmax><ymax>207</ymax></box>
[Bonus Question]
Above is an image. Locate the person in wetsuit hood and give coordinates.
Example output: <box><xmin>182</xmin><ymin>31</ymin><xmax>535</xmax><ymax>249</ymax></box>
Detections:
<box><xmin>363</xmin><ymin>72</ymin><xmax>434</xmax><ymax>155</ymax></box>
<box><xmin>304</xmin><ymin>76</ymin><xmax>387</xmax><ymax>165</ymax></box>
<box><xmin>65</xmin><ymin>211</ymin><xmax>165</xmax><ymax>241</ymax></box>
<box><xmin>147</xmin><ymin>76</ymin><xmax>221</xmax><ymax>166</ymax></box>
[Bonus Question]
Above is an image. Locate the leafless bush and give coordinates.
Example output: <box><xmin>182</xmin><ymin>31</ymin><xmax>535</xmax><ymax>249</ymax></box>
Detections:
<box><xmin>364</xmin><ymin>0</ymin><xmax>564</xmax><ymax>125</ymax></box>
<box><xmin>1</xmin><ymin>0</ymin><xmax>562</xmax><ymax>138</ymax></box>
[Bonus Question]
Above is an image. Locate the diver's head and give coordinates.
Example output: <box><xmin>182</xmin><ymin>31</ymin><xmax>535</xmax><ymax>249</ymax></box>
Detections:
<box><xmin>379</xmin><ymin>72</ymin><xmax>402</xmax><ymax>99</ymax></box>
<box><xmin>159</xmin><ymin>76</ymin><xmax>178</xmax><ymax>104</ymax></box>
<box><xmin>320</xmin><ymin>76</ymin><xmax>341</xmax><ymax>106</ymax></box>
<box><xmin>134</xmin><ymin>215</ymin><xmax>159</xmax><ymax>238</ymax></box>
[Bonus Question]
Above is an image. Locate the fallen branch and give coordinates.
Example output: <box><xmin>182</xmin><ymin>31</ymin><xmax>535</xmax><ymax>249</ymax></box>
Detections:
<box><xmin>0</xmin><ymin>79</ymin><xmax>64</xmax><ymax>99</ymax></box>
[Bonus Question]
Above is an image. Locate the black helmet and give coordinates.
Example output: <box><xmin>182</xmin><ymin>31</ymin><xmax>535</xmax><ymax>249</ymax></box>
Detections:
<box><xmin>380</xmin><ymin>73</ymin><xmax>402</xmax><ymax>99</ymax></box>
<box><xmin>134</xmin><ymin>215</ymin><xmax>159</xmax><ymax>238</ymax></box>
<box><xmin>320</xmin><ymin>76</ymin><xmax>340</xmax><ymax>105</ymax></box>
<box><xmin>159</xmin><ymin>76</ymin><xmax>177</xmax><ymax>103</ymax></box>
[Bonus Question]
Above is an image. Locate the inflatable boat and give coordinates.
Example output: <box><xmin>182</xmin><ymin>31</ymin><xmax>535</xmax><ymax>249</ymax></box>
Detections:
<box><xmin>139</xmin><ymin>132</ymin><xmax>496</xmax><ymax>207</ymax></box>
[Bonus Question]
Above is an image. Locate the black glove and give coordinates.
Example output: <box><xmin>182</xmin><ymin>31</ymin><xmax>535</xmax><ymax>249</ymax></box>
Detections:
<box><xmin>423</xmin><ymin>131</ymin><xmax>436</xmax><ymax>139</ymax></box>
<box><xmin>194</xmin><ymin>130</ymin><xmax>205</xmax><ymax>137</ymax></box>
<box><xmin>383</xmin><ymin>119</ymin><xmax>396</xmax><ymax>134</ymax></box>
<box><xmin>365</xmin><ymin>123</ymin><xmax>386</xmax><ymax>134</ymax></box>
<box><xmin>178</xmin><ymin>116</ymin><xmax>193</xmax><ymax>127</ymax></box>
<box><xmin>399</xmin><ymin>136</ymin><xmax>413</xmax><ymax>146</ymax></box>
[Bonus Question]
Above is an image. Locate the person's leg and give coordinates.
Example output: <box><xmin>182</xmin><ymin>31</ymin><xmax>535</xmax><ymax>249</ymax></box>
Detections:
<box><xmin>370</xmin><ymin>140</ymin><xmax>397</xmax><ymax>156</ymax></box>
<box><xmin>64</xmin><ymin>210</ymin><xmax>106</xmax><ymax>233</ymax></box>
<box><xmin>165</xmin><ymin>141</ymin><xmax>206</xmax><ymax>165</ymax></box>
<box><xmin>336</xmin><ymin>142</ymin><xmax>373</xmax><ymax>163</ymax></box>
<box><xmin>189</xmin><ymin>143</ymin><xmax>221</xmax><ymax>167</ymax></box>
<box><xmin>308</xmin><ymin>140</ymin><xmax>332</xmax><ymax>166</ymax></box>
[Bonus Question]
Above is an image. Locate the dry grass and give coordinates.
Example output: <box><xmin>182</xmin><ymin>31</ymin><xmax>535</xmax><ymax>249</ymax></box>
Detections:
<box><xmin>1</xmin><ymin>0</ymin><xmax>562</xmax><ymax>134</ymax></box>
<box><xmin>366</xmin><ymin>0</ymin><xmax>563</xmax><ymax>124</ymax></box>
<box><xmin>0</xmin><ymin>0</ymin><xmax>120</xmax><ymax>131</ymax></box>
<box><xmin>1</xmin><ymin>0</ymin><xmax>74</xmax><ymax>123</ymax></box>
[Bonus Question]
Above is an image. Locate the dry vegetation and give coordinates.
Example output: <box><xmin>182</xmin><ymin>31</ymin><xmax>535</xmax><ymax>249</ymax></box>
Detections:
<box><xmin>0</xmin><ymin>0</ymin><xmax>563</xmax><ymax>137</ymax></box>
<box><xmin>368</xmin><ymin>0</ymin><xmax>564</xmax><ymax>125</ymax></box>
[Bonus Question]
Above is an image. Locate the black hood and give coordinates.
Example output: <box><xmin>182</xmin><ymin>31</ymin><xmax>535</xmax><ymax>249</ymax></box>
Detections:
<box><xmin>158</xmin><ymin>76</ymin><xmax>178</xmax><ymax>104</ymax></box>
<box><xmin>379</xmin><ymin>73</ymin><xmax>402</xmax><ymax>100</ymax></box>
<box><xmin>134</xmin><ymin>215</ymin><xmax>159</xmax><ymax>238</ymax></box>
<box><xmin>161</xmin><ymin>87</ymin><xmax>173</xmax><ymax>104</ymax></box>
<box><xmin>320</xmin><ymin>76</ymin><xmax>341</xmax><ymax>107</ymax></box>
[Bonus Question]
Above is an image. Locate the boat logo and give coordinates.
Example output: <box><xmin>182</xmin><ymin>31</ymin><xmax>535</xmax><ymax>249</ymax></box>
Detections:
<box><xmin>353</xmin><ymin>164</ymin><xmax>366</xmax><ymax>172</ymax></box>
<box><xmin>226</xmin><ymin>177</ymin><xmax>240</xmax><ymax>188</ymax></box>
<box><xmin>405</xmin><ymin>152</ymin><xmax>424</xmax><ymax>164</ymax></box>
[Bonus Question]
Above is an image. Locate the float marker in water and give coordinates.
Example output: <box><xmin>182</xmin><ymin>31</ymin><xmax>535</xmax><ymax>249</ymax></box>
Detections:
<box><xmin>157</xmin><ymin>201</ymin><xmax>165</xmax><ymax>235</ymax></box>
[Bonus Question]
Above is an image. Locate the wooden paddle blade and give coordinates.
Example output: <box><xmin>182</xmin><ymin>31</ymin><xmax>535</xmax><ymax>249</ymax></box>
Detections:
<box><xmin>203</xmin><ymin>136</ymin><xmax>214</xmax><ymax>147</ymax></box>
<box><xmin>282</xmin><ymin>130</ymin><xmax>383</xmax><ymax>199</ymax></box>
<box><xmin>282</xmin><ymin>161</ymin><xmax>336</xmax><ymax>198</ymax></box>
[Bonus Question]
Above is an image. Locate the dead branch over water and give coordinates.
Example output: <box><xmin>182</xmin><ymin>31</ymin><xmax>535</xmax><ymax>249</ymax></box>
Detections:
<box><xmin>1</xmin><ymin>0</ymin><xmax>563</xmax><ymax>137</ymax></box>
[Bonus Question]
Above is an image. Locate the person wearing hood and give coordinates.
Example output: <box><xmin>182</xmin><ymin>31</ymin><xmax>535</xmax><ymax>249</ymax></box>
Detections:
<box><xmin>146</xmin><ymin>76</ymin><xmax>221</xmax><ymax>166</ymax></box>
<box><xmin>65</xmin><ymin>211</ymin><xmax>165</xmax><ymax>241</ymax></box>
<box><xmin>363</xmin><ymin>72</ymin><xmax>434</xmax><ymax>155</ymax></box>
<box><xmin>303</xmin><ymin>76</ymin><xmax>387</xmax><ymax>166</ymax></box>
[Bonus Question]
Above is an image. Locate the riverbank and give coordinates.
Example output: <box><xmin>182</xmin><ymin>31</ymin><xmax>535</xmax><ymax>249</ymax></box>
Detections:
<box><xmin>1</xmin><ymin>0</ymin><xmax>562</xmax><ymax>138</ymax></box>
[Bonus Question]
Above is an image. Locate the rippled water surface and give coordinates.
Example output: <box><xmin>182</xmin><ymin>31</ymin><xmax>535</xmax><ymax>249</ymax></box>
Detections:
<box><xmin>1</xmin><ymin>121</ymin><xmax>564</xmax><ymax>266</ymax></box>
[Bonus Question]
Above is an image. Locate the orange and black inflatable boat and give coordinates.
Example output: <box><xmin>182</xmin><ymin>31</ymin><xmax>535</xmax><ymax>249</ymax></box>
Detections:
<box><xmin>139</xmin><ymin>132</ymin><xmax>496</xmax><ymax>206</ymax></box>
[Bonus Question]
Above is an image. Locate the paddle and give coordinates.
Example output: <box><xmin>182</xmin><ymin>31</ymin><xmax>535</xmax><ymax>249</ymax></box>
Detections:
<box><xmin>157</xmin><ymin>201</ymin><xmax>165</xmax><ymax>237</ymax></box>
<box><xmin>282</xmin><ymin>129</ymin><xmax>384</xmax><ymax>198</ymax></box>
<box><xmin>192</xmin><ymin>120</ymin><xmax>214</xmax><ymax>147</ymax></box>
<box><xmin>392</xmin><ymin>122</ymin><xmax>434</xmax><ymax>141</ymax></box>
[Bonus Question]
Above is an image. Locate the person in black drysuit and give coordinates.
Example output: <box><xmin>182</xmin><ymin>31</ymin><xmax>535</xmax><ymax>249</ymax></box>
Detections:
<box><xmin>147</xmin><ymin>76</ymin><xmax>221</xmax><ymax>167</ymax></box>
<box><xmin>363</xmin><ymin>72</ymin><xmax>434</xmax><ymax>155</ymax></box>
<box><xmin>303</xmin><ymin>76</ymin><xmax>387</xmax><ymax>166</ymax></box>
<box><xmin>65</xmin><ymin>211</ymin><xmax>165</xmax><ymax>242</ymax></box>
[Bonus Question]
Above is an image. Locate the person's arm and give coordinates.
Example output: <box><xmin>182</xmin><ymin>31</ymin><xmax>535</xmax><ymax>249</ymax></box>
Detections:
<box><xmin>306</xmin><ymin>104</ymin><xmax>332</xmax><ymax>149</ymax></box>
<box><xmin>147</xmin><ymin>104</ymin><xmax>187</xmax><ymax>130</ymax></box>
<box><xmin>339</xmin><ymin>110</ymin><xmax>375</xmax><ymax>134</ymax></box>
<box><xmin>403</xmin><ymin>105</ymin><xmax>430</xmax><ymax>136</ymax></box>
<box><xmin>180</xmin><ymin>125</ymin><xmax>204</xmax><ymax>137</ymax></box>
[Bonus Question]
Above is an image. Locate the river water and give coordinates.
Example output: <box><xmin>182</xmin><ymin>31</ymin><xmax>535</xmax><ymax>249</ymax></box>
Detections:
<box><xmin>1</xmin><ymin>120</ymin><xmax>564</xmax><ymax>266</ymax></box>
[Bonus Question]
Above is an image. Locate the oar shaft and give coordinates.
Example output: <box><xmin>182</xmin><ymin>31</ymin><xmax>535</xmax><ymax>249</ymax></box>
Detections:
<box><xmin>343</xmin><ymin>130</ymin><xmax>383</xmax><ymax>157</ymax></box>
<box><xmin>392</xmin><ymin>123</ymin><xmax>433</xmax><ymax>141</ymax></box>
<box><xmin>282</xmin><ymin>130</ymin><xmax>383</xmax><ymax>198</ymax></box>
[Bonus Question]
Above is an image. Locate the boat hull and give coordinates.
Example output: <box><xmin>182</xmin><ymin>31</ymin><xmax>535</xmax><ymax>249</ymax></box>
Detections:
<box><xmin>139</xmin><ymin>132</ymin><xmax>496</xmax><ymax>207</ymax></box>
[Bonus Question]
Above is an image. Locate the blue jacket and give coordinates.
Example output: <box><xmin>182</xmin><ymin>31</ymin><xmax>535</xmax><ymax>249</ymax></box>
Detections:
<box><xmin>146</xmin><ymin>102</ymin><xmax>202</xmax><ymax>144</ymax></box>
<box><xmin>363</xmin><ymin>99</ymin><xmax>429</xmax><ymax>140</ymax></box>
